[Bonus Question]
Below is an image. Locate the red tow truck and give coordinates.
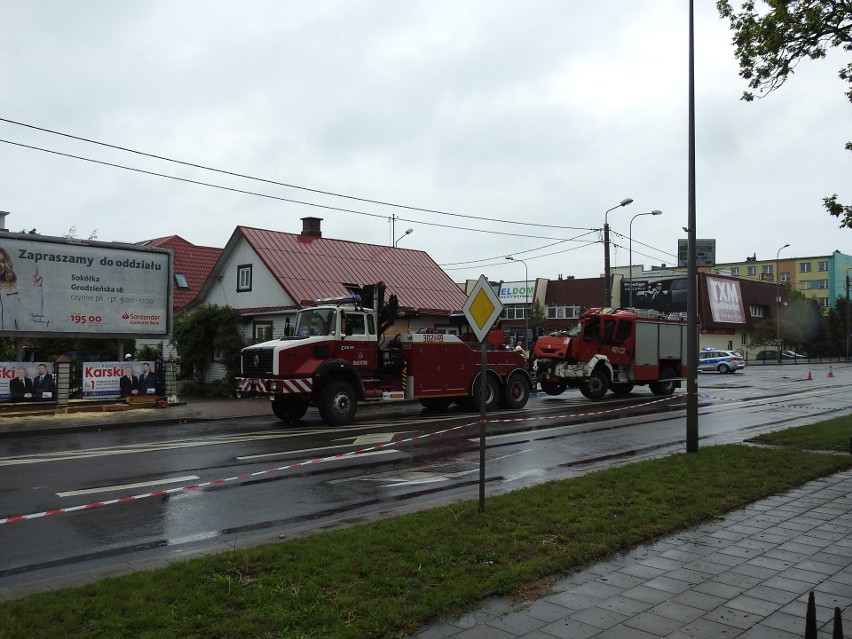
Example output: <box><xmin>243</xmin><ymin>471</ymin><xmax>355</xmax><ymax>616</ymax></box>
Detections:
<box><xmin>235</xmin><ymin>283</ymin><xmax>532</xmax><ymax>426</ymax></box>
<box><xmin>532</xmin><ymin>307</ymin><xmax>688</xmax><ymax>399</ymax></box>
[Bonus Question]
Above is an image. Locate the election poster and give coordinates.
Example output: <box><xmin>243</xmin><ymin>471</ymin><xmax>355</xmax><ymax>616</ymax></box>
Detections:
<box><xmin>82</xmin><ymin>361</ymin><xmax>158</xmax><ymax>399</ymax></box>
<box><xmin>0</xmin><ymin>361</ymin><xmax>55</xmax><ymax>401</ymax></box>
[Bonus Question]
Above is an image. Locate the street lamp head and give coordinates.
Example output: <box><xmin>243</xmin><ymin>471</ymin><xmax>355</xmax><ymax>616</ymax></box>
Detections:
<box><xmin>651</xmin><ymin>210</ymin><xmax>662</xmax><ymax>216</ymax></box>
<box><xmin>620</xmin><ymin>198</ymin><xmax>634</xmax><ymax>207</ymax></box>
<box><xmin>782</xmin><ymin>243</ymin><xmax>790</xmax><ymax>249</ymax></box>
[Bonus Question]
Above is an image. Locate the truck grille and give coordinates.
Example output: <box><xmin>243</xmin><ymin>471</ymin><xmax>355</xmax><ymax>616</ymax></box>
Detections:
<box><xmin>242</xmin><ymin>347</ymin><xmax>274</xmax><ymax>376</ymax></box>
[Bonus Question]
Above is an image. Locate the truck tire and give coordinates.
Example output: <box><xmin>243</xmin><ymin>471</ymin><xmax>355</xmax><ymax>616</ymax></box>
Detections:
<box><xmin>501</xmin><ymin>373</ymin><xmax>530</xmax><ymax>409</ymax></box>
<box><xmin>271</xmin><ymin>397</ymin><xmax>309</xmax><ymax>424</ymax></box>
<box><xmin>650</xmin><ymin>366</ymin><xmax>677</xmax><ymax>396</ymax></box>
<box><xmin>611</xmin><ymin>382</ymin><xmax>634</xmax><ymax>395</ymax></box>
<box><xmin>539</xmin><ymin>380</ymin><xmax>568</xmax><ymax>396</ymax></box>
<box><xmin>470</xmin><ymin>375</ymin><xmax>500</xmax><ymax>412</ymax></box>
<box><xmin>579</xmin><ymin>368</ymin><xmax>609</xmax><ymax>400</ymax></box>
<box><xmin>318</xmin><ymin>381</ymin><xmax>358</xmax><ymax>426</ymax></box>
<box><xmin>419</xmin><ymin>397</ymin><xmax>454</xmax><ymax>411</ymax></box>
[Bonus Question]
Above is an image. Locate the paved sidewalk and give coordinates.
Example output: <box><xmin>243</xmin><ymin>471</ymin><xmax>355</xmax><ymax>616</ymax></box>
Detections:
<box><xmin>405</xmin><ymin>471</ymin><xmax>852</xmax><ymax>639</ymax></box>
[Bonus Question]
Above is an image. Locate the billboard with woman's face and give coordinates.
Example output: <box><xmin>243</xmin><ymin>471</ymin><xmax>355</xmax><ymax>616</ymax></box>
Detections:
<box><xmin>0</xmin><ymin>233</ymin><xmax>172</xmax><ymax>337</ymax></box>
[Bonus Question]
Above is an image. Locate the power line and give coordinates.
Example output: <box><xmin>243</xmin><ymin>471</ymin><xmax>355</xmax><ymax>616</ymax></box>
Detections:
<box><xmin>0</xmin><ymin>116</ymin><xmax>595</xmax><ymax>232</ymax></box>
<box><xmin>0</xmin><ymin>138</ymin><xmax>585</xmax><ymax>242</ymax></box>
<box><xmin>440</xmin><ymin>230</ymin><xmax>599</xmax><ymax>266</ymax></box>
<box><xmin>442</xmin><ymin>239</ymin><xmax>601</xmax><ymax>271</ymax></box>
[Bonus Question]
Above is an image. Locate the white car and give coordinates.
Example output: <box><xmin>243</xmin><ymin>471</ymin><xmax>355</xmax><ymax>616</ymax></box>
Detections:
<box><xmin>698</xmin><ymin>350</ymin><xmax>746</xmax><ymax>373</ymax></box>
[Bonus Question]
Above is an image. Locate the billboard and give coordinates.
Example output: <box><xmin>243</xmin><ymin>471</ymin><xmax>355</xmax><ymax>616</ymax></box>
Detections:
<box><xmin>706</xmin><ymin>276</ymin><xmax>746</xmax><ymax>323</ymax></box>
<box><xmin>677</xmin><ymin>239</ymin><xmax>716</xmax><ymax>267</ymax></box>
<box><xmin>620</xmin><ymin>277</ymin><xmax>688</xmax><ymax>314</ymax></box>
<box><xmin>0</xmin><ymin>233</ymin><xmax>172</xmax><ymax>337</ymax></box>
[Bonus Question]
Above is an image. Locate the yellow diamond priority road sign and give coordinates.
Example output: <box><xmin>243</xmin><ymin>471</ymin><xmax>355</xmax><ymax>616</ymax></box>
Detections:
<box><xmin>462</xmin><ymin>274</ymin><xmax>504</xmax><ymax>343</ymax></box>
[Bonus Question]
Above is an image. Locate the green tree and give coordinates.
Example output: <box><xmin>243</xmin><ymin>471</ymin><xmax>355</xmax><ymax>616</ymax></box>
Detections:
<box><xmin>171</xmin><ymin>305</ymin><xmax>245</xmax><ymax>382</ymax></box>
<box><xmin>717</xmin><ymin>0</ymin><xmax>852</xmax><ymax>227</ymax></box>
<box><xmin>529</xmin><ymin>299</ymin><xmax>548</xmax><ymax>343</ymax></box>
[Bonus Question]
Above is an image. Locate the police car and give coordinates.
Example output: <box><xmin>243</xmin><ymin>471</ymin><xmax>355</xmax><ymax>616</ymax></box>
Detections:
<box><xmin>698</xmin><ymin>349</ymin><xmax>746</xmax><ymax>374</ymax></box>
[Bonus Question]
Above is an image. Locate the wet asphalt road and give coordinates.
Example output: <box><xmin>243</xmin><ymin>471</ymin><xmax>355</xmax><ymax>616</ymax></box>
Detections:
<box><xmin>0</xmin><ymin>363</ymin><xmax>848</xmax><ymax>596</ymax></box>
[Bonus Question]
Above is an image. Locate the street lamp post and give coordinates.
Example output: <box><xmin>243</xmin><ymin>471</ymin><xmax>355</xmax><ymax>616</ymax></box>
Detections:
<box><xmin>394</xmin><ymin>228</ymin><xmax>413</xmax><ymax>247</ymax></box>
<box><xmin>629</xmin><ymin>210</ymin><xmax>663</xmax><ymax>307</ymax></box>
<box><xmin>775</xmin><ymin>243</ymin><xmax>790</xmax><ymax>361</ymax></box>
<box><xmin>505</xmin><ymin>256</ymin><xmax>529</xmax><ymax>349</ymax></box>
<box><xmin>603</xmin><ymin>198</ymin><xmax>633</xmax><ymax>306</ymax></box>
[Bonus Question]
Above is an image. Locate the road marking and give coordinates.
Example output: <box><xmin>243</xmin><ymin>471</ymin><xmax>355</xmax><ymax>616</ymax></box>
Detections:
<box><xmin>57</xmin><ymin>475</ymin><xmax>200</xmax><ymax>498</ymax></box>
<box><xmin>237</xmin><ymin>446</ymin><xmax>398</xmax><ymax>461</ymax></box>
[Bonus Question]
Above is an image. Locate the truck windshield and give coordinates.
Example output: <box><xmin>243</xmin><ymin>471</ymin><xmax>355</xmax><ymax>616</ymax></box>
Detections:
<box><xmin>294</xmin><ymin>308</ymin><xmax>336</xmax><ymax>336</ymax></box>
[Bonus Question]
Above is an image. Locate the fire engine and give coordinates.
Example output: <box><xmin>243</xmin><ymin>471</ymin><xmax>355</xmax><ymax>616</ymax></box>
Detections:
<box><xmin>235</xmin><ymin>283</ymin><xmax>532</xmax><ymax>426</ymax></box>
<box><xmin>532</xmin><ymin>307</ymin><xmax>688</xmax><ymax>400</ymax></box>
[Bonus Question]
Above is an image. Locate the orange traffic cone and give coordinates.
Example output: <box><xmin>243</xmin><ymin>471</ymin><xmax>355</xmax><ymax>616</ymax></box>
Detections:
<box><xmin>828</xmin><ymin>366</ymin><xmax>834</xmax><ymax>378</ymax></box>
<box><xmin>807</xmin><ymin>371</ymin><xmax>812</xmax><ymax>380</ymax></box>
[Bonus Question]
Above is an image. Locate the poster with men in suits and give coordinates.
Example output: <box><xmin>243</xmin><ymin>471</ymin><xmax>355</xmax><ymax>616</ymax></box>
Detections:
<box><xmin>82</xmin><ymin>361</ymin><xmax>158</xmax><ymax>399</ymax></box>
<box><xmin>1</xmin><ymin>362</ymin><xmax>54</xmax><ymax>401</ymax></box>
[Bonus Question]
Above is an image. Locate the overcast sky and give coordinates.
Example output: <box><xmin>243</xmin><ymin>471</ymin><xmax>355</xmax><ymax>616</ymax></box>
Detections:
<box><xmin>2</xmin><ymin>1</ymin><xmax>849</xmax><ymax>285</ymax></box>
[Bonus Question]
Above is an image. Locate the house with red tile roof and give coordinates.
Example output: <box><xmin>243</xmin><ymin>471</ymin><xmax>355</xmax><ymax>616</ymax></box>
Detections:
<box><xmin>136</xmin><ymin>235</ymin><xmax>223</xmax><ymax>310</ymax></box>
<box><xmin>189</xmin><ymin>218</ymin><xmax>468</xmax><ymax>378</ymax></box>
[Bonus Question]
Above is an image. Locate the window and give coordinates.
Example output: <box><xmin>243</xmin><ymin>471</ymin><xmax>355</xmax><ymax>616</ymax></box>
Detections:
<box><xmin>730</xmin><ymin>267</ymin><xmax>739</xmax><ymax>276</ymax></box>
<box><xmin>762</xmin><ymin>265</ymin><xmax>773</xmax><ymax>275</ymax></box>
<box><xmin>253</xmin><ymin>321</ymin><xmax>273</xmax><ymax>341</ymax></box>
<box><xmin>781</xmin><ymin>272</ymin><xmax>790</xmax><ymax>283</ymax></box>
<box><xmin>174</xmin><ymin>273</ymin><xmax>190</xmax><ymax>289</ymax></box>
<box><xmin>237</xmin><ymin>264</ymin><xmax>252</xmax><ymax>291</ymax></box>
<box><xmin>818</xmin><ymin>261</ymin><xmax>829</xmax><ymax>271</ymax></box>
<box><xmin>747</xmin><ymin>266</ymin><xmax>756</xmax><ymax>276</ymax></box>
<box><xmin>614</xmin><ymin>319</ymin><xmax>632</xmax><ymax>343</ymax></box>
<box><xmin>547</xmin><ymin>304</ymin><xmax>580</xmax><ymax>320</ymax></box>
<box><xmin>817</xmin><ymin>280</ymin><xmax>829</xmax><ymax>289</ymax></box>
<box><xmin>502</xmin><ymin>304</ymin><xmax>527</xmax><ymax>320</ymax></box>
<box><xmin>820</xmin><ymin>297</ymin><xmax>829</xmax><ymax>307</ymax></box>
<box><xmin>749</xmin><ymin>305</ymin><xmax>764</xmax><ymax>318</ymax></box>
<box><xmin>800</xmin><ymin>262</ymin><xmax>812</xmax><ymax>273</ymax></box>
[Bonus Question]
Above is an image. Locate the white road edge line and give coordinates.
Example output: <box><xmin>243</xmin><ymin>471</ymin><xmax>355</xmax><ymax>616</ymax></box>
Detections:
<box><xmin>57</xmin><ymin>475</ymin><xmax>200</xmax><ymax>498</ymax></box>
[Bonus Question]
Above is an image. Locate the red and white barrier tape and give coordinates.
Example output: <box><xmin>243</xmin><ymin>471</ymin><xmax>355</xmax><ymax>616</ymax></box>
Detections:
<box><xmin>1</xmin><ymin>392</ymin><xmax>845</xmax><ymax>525</ymax></box>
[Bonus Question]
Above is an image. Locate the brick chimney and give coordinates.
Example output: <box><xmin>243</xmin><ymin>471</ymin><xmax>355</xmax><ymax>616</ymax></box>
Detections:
<box><xmin>301</xmin><ymin>217</ymin><xmax>323</xmax><ymax>238</ymax></box>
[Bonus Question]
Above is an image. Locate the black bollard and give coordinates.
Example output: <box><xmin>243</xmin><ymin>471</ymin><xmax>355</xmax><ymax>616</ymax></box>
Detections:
<box><xmin>833</xmin><ymin>606</ymin><xmax>843</xmax><ymax>639</ymax></box>
<box><xmin>806</xmin><ymin>591</ymin><xmax>817</xmax><ymax>639</ymax></box>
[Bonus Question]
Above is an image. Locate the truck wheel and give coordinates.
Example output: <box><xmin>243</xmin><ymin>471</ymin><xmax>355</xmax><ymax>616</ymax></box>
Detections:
<box><xmin>650</xmin><ymin>367</ymin><xmax>677</xmax><ymax>396</ymax></box>
<box><xmin>319</xmin><ymin>381</ymin><xmax>357</xmax><ymax>426</ymax></box>
<box><xmin>271</xmin><ymin>397</ymin><xmax>309</xmax><ymax>424</ymax></box>
<box><xmin>579</xmin><ymin>369</ymin><xmax>609</xmax><ymax>400</ymax></box>
<box><xmin>470</xmin><ymin>375</ymin><xmax>499</xmax><ymax>412</ymax></box>
<box><xmin>419</xmin><ymin>397</ymin><xmax>454</xmax><ymax>411</ymax></box>
<box><xmin>539</xmin><ymin>380</ymin><xmax>568</xmax><ymax>396</ymax></box>
<box><xmin>502</xmin><ymin>373</ymin><xmax>530</xmax><ymax>409</ymax></box>
<box><xmin>611</xmin><ymin>382</ymin><xmax>634</xmax><ymax>395</ymax></box>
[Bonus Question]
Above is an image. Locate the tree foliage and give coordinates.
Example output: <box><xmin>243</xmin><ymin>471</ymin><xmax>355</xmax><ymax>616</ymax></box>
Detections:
<box><xmin>529</xmin><ymin>299</ymin><xmax>548</xmax><ymax>342</ymax></box>
<box><xmin>171</xmin><ymin>305</ymin><xmax>245</xmax><ymax>382</ymax></box>
<box><xmin>717</xmin><ymin>0</ymin><xmax>852</xmax><ymax>227</ymax></box>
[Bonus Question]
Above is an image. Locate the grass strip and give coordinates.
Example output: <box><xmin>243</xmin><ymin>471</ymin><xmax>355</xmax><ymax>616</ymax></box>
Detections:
<box><xmin>750</xmin><ymin>415</ymin><xmax>852</xmax><ymax>452</ymax></box>
<box><xmin>1</xmin><ymin>444</ymin><xmax>850</xmax><ymax>639</ymax></box>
